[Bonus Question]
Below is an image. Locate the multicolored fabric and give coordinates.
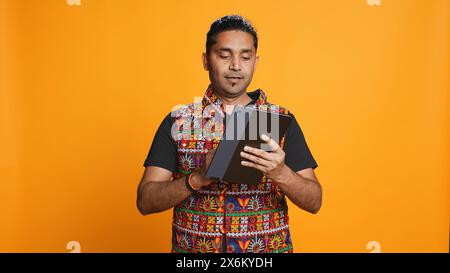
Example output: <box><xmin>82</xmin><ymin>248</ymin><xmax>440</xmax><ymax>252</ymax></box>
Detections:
<box><xmin>170</xmin><ymin>85</ymin><xmax>293</xmax><ymax>253</ymax></box>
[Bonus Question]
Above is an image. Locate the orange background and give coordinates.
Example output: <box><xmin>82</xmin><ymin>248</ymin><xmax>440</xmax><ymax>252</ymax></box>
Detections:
<box><xmin>0</xmin><ymin>0</ymin><xmax>448</xmax><ymax>252</ymax></box>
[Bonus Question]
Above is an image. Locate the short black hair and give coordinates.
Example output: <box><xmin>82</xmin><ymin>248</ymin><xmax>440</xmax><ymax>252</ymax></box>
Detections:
<box><xmin>206</xmin><ymin>15</ymin><xmax>258</xmax><ymax>55</ymax></box>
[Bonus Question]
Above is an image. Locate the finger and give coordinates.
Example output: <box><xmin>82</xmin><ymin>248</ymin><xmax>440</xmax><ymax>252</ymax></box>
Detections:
<box><xmin>260</xmin><ymin>134</ymin><xmax>280</xmax><ymax>152</ymax></box>
<box><xmin>240</xmin><ymin>151</ymin><xmax>272</xmax><ymax>168</ymax></box>
<box><xmin>207</xmin><ymin>148</ymin><xmax>216</xmax><ymax>158</ymax></box>
<box><xmin>243</xmin><ymin>145</ymin><xmax>273</xmax><ymax>161</ymax></box>
<box><xmin>241</xmin><ymin>160</ymin><xmax>267</xmax><ymax>173</ymax></box>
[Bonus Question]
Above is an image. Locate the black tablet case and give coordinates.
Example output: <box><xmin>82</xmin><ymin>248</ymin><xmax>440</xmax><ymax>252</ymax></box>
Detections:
<box><xmin>205</xmin><ymin>105</ymin><xmax>292</xmax><ymax>184</ymax></box>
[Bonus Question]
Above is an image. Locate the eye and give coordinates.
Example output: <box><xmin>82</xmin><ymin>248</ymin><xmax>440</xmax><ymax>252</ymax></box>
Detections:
<box><xmin>242</xmin><ymin>57</ymin><xmax>251</xmax><ymax>60</ymax></box>
<box><xmin>220</xmin><ymin>55</ymin><xmax>230</xmax><ymax>59</ymax></box>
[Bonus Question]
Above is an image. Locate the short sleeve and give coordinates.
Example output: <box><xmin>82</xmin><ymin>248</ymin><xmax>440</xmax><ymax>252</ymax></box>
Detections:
<box><xmin>283</xmin><ymin>113</ymin><xmax>318</xmax><ymax>172</ymax></box>
<box><xmin>143</xmin><ymin>113</ymin><xmax>177</xmax><ymax>173</ymax></box>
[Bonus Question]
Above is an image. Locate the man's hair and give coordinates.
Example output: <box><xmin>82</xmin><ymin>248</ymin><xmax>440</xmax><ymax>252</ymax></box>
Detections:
<box><xmin>206</xmin><ymin>15</ymin><xmax>258</xmax><ymax>55</ymax></box>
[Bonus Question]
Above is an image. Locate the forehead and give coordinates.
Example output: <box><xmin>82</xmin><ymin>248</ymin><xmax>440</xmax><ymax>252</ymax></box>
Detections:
<box><xmin>212</xmin><ymin>30</ymin><xmax>255</xmax><ymax>52</ymax></box>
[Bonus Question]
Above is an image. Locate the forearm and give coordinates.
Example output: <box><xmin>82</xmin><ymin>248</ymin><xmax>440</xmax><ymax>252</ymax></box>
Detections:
<box><xmin>138</xmin><ymin>175</ymin><xmax>192</xmax><ymax>215</ymax></box>
<box><xmin>276</xmin><ymin>165</ymin><xmax>322</xmax><ymax>214</ymax></box>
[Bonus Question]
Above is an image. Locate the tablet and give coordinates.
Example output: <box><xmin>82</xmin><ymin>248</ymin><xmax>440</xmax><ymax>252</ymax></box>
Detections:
<box><xmin>205</xmin><ymin>105</ymin><xmax>292</xmax><ymax>184</ymax></box>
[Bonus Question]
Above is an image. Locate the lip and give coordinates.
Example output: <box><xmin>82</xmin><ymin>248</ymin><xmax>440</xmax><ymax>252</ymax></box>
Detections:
<box><xmin>225</xmin><ymin>76</ymin><xmax>243</xmax><ymax>80</ymax></box>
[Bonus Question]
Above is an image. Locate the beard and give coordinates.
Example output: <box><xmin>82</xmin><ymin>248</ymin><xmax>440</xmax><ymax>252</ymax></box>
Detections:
<box><xmin>210</xmin><ymin>74</ymin><xmax>252</xmax><ymax>99</ymax></box>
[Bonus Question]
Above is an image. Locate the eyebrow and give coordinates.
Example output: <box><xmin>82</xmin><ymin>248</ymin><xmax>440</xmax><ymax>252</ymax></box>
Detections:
<box><xmin>217</xmin><ymin>48</ymin><xmax>254</xmax><ymax>54</ymax></box>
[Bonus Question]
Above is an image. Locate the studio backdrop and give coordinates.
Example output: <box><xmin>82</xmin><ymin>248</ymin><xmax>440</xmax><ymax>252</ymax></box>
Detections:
<box><xmin>0</xmin><ymin>0</ymin><xmax>448</xmax><ymax>252</ymax></box>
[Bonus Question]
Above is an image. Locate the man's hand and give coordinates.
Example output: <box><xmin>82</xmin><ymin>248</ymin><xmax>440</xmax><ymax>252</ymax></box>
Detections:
<box><xmin>190</xmin><ymin>148</ymin><xmax>218</xmax><ymax>189</ymax></box>
<box><xmin>240</xmin><ymin>134</ymin><xmax>291</xmax><ymax>183</ymax></box>
<box><xmin>240</xmin><ymin>134</ymin><xmax>322</xmax><ymax>214</ymax></box>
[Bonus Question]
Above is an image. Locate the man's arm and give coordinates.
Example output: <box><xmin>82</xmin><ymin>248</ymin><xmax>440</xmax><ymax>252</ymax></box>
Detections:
<box><xmin>137</xmin><ymin>166</ymin><xmax>191</xmax><ymax>215</ymax></box>
<box><xmin>137</xmin><ymin>149</ymin><xmax>217</xmax><ymax>215</ymax></box>
<box><xmin>273</xmin><ymin>167</ymin><xmax>322</xmax><ymax>214</ymax></box>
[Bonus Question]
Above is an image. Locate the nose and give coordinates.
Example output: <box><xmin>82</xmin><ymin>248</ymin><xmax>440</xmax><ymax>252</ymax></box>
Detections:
<box><xmin>229</xmin><ymin>56</ymin><xmax>241</xmax><ymax>71</ymax></box>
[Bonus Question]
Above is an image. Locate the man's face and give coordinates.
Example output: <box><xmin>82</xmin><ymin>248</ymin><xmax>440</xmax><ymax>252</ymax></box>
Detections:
<box><xmin>202</xmin><ymin>30</ymin><xmax>258</xmax><ymax>99</ymax></box>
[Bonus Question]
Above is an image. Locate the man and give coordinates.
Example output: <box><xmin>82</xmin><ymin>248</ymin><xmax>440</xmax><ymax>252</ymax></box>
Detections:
<box><xmin>137</xmin><ymin>15</ymin><xmax>322</xmax><ymax>253</ymax></box>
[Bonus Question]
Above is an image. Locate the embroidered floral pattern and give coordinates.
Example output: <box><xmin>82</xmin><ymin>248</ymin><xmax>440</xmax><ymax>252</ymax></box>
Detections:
<box><xmin>199</xmin><ymin>195</ymin><xmax>217</xmax><ymax>211</ymax></box>
<box><xmin>248</xmin><ymin>238</ymin><xmax>265</xmax><ymax>253</ymax></box>
<box><xmin>195</xmin><ymin>238</ymin><xmax>213</xmax><ymax>253</ymax></box>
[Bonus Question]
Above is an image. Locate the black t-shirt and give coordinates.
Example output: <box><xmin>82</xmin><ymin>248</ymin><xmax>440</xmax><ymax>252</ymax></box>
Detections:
<box><xmin>144</xmin><ymin>99</ymin><xmax>318</xmax><ymax>173</ymax></box>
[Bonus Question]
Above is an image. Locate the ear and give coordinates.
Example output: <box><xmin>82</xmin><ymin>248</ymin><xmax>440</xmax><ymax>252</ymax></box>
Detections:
<box><xmin>201</xmin><ymin>52</ymin><xmax>209</xmax><ymax>71</ymax></box>
<box><xmin>255</xmin><ymin>55</ymin><xmax>259</xmax><ymax>70</ymax></box>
